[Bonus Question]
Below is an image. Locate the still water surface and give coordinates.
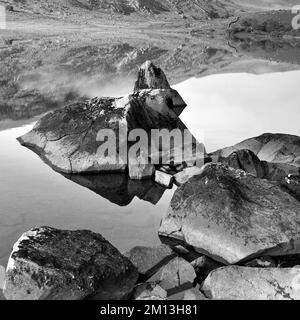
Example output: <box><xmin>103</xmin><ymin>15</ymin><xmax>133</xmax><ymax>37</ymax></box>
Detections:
<box><xmin>0</xmin><ymin>69</ymin><xmax>300</xmax><ymax>270</ymax></box>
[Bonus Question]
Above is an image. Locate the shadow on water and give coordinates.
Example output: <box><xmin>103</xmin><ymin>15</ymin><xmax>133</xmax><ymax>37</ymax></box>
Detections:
<box><xmin>62</xmin><ymin>173</ymin><xmax>168</xmax><ymax>207</ymax></box>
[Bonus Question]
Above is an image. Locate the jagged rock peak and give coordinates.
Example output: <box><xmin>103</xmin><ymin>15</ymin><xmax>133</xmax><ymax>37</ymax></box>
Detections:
<box><xmin>134</xmin><ymin>60</ymin><xmax>171</xmax><ymax>92</ymax></box>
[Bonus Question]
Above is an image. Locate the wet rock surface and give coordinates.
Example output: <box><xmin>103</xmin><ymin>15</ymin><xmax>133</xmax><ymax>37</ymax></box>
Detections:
<box><xmin>159</xmin><ymin>163</ymin><xmax>300</xmax><ymax>264</ymax></box>
<box><xmin>4</xmin><ymin>227</ymin><xmax>138</xmax><ymax>300</ymax></box>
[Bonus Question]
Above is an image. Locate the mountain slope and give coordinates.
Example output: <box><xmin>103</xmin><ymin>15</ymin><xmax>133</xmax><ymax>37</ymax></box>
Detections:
<box><xmin>2</xmin><ymin>0</ymin><xmax>241</xmax><ymax>19</ymax></box>
<box><xmin>3</xmin><ymin>0</ymin><xmax>299</xmax><ymax>18</ymax></box>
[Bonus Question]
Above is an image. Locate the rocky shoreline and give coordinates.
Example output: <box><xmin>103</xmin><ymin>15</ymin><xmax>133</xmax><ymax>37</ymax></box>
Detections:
<box><xmin>2</xmin><ymin>61</ymin><xmax>300</xmax><ymax>300</ymax></box>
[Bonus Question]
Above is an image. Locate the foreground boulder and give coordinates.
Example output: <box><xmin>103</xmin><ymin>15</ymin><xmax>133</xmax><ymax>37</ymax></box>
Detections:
<box><xmin>4</xmin><ymin>227</ymin><xmax>138</xmax><ymax>300</ymax></box>
<box><xmin>212</xmin><ymin>133</ymin><xmax>300</xmax><ymax>168</ymax></box>
<box><xmin>202</xmin><ymin>266</ymin><xmax>300</xmax><ymax>300</ymax></box>
<box><xmin>159</xmin><ymin>163</ymin><xmax>300</xmax><ymax>264</ymax></box>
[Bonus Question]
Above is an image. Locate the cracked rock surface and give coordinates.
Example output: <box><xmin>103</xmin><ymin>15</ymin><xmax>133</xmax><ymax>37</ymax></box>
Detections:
<box><xmin>4</xmin><ymin>227</ymin><xmax>138</xmax><ymax>300</ymax></box>
<box><xmin>159</xmin><ymin>163</ymin><xmax>300</xmax><ymax>264</ymax></box>
<box><xmin>201</xmin><ymin>266</ymin><xmax>300</xmax><ymax>300</ymax></box>
<box><xmin>17</xmin><ymin>61</ymin><xmax>200</xmax><ymax>175</ymax></box>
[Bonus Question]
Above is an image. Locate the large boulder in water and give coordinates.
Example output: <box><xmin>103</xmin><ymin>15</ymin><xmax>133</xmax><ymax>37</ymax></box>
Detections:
<box><xmin>3</xmin><ymin>227</ymin><xmax>138</xmax><ymax>300</ymax></box>
<box><xmin>212</xmin><ymin>133</ymin><xmax>300</xmax><ymax>168</ymax></box>
<box><xmin>159</xmin><ymin>163</ymin><xmax>300</xmax><ymax>264</ymax></box>
<box><xmin>17</xmin><ymin>62</ymin><xmax>202</xmax><ymax>176</ymax></box>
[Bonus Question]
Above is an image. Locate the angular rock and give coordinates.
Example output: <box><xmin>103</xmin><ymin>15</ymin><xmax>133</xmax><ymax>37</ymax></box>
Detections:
<box><xmin>191</xmin><ymin>256</ymin><xmax>224</xmax><ymax>284</ymax></box>
<box><xmin>159</xmin><ymin>163</ymin><xmax>300</xmax><ymax>265</ymax></box>
<box><xmin>127</xmin><ymin>179</ymin><xmax>166</xmax><ymax>205</ymax></box>
<box><xmin>133</xmin><ymin>282</ymin><xmax>167</xmax><ymax>300</ymax></box>
<box><xmin>213</xmin><ymin>133</ymin><xmax>300</xmax><ymax>167</ymax></box>
<box><xmin>217</xmin><ymin>149</ymin><xmax>299</xmax><ymax>182</ymax></box>
<box><xmin>4</xmin><ymin>227</ymin><xmax>138</xmax><ymax>300</ymax></box>
<box><xmin>123</xmin><ymin>245</ymin><xmax>175</xmax><ymax>278</ymax></box>
<box><xmin>202</xmin><ymin>266</ymin><xmax>300</xmax><ymax>300</ymax></box>
<box><xmin>174</xmin><ymin>166</ymin><xmax>204</xmax><ymax>186</ymax></box>
<box><xmin>134</xmin><ymin>60</ymin><xmax>170</xmax><ymax>92</ymax></box>
<box><xmin>155</xmin><ymin>171</ymin><xmax>173</xmax><ymax>188</ymax></box>
<box><xmin>17</xmin><ymin>61</ymin><xmax>197</xmax><ymax>174</ymax></box>
<box><xmin>219</xmin><ymin>149</ymin><xmax>266</xmax><ymax>178</ymax></box>
<box><xmin>159</xmin><ymin>257</ymin><xmax>196</xmax><ymax>292</ymax></box>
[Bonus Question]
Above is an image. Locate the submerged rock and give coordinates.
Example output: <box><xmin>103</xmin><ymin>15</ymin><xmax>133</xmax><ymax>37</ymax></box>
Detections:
<box><xmin>123</xmin><ymin>245</ymin><xmax>175</xmax><ymax>278</ymax></box>
<box><xmin>202</xmin><ymin>266</ymin><xmax>300</xmax><ymax>300</ymax></box>
<box><xmin>159</xmin><ymin>163</ymin><xmax>300</xmax><ymax>264</ymax></box>
<box><xmin>133</xmin><ymin>282</ymin><xmax>167</xmax><ymax>300</ymax></box>
<box><xmin>4</xmin><ymin>227</ymin><xmax>138</xmax><ymax>300</ymax></box>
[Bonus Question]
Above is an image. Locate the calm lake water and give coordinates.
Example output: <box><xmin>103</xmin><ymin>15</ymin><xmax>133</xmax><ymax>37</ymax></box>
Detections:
<box><xmin>1</xmin><ymin>61</ymin><xmax>300</xmax><ymax>272</ymax></box>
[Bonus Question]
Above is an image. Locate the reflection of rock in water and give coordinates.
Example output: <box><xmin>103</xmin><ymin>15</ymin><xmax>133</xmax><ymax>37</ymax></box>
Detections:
<box><xmin>62</xmin><ymin>173</ymin><xmax>167</xmax><ymax>206</ymax></box>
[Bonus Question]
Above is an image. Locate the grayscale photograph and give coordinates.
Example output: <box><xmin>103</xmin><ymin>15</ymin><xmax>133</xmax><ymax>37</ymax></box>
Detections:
<box><xmin>0</xmin><ymin>0</ymin><xmax>300</xmax><ymax>307</ymax></box>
